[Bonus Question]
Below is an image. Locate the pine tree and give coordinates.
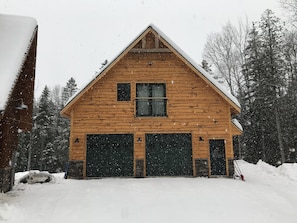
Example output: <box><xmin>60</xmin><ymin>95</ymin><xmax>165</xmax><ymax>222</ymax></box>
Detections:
<box><xmin>41</xmin><ymin>142</ymin><xmax>58</xmax><ymax>172</ymax></box>
<box><xmin>241</xmin><ymin>22</ymin><xmax>265</xmax><ymax>163</ymax></box>
<box><xmin>16</xmin><ymin>131</ymin><xmax>31</xmax><ymax>171</ymax></box>
<box><xmin>16</xmin><ymin>78</ymin><xmax>78</xmax><ymax>172</ymax></box>
<box><xmin>282</xmin><ymin>30</ymin><xmax>297</xmax><ymax>162</ymax></box>
<box><xmin>61</xmin><ymin>77</ymin><xmax>78</xmax><ymax>106</ymax></box>
<box><xmin>33</xmin><ymin>86</ymin><xmax>56</xmax><ymax>170</ymax></box>
<box><xmin>259</xmin><ymin>9</ymin><xmax>286</xmax><ymax>164</ymax></box>
<box><xmin>242</xmin><ymin>10</ymin><xmax>287</xmax><ymax>165</ymax></box>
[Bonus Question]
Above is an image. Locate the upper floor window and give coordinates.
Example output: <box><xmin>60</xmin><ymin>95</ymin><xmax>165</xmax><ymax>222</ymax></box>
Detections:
<box><xmin>136</xmin><ymin>83</ymin><xmax>167</xmax><ymax>117</ymax></box>
<box><xmin>117</xmin><ymin>83</ymin><xmax>131</xmax><ymax>101</ymax></box>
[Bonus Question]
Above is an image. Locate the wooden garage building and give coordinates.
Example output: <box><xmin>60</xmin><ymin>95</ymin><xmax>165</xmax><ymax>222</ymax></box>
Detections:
<box><xmin>61</xmin><ymin>24</ymin><xmax>242</xmax><ymax>179</ymax></box>
<box><xmin>0</xmin><ymin>14</ymin><xmax>37</xmax><ymax>192</ymax></box>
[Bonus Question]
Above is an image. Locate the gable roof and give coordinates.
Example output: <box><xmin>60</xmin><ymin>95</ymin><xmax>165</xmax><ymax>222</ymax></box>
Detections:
<box><xmin>0</xmin><ymin>14</ymin><xmax>37</xmax><ymax>111</ymax></box>
<box><xmin>61</xmin><ymin>24</ymin><xmax>241</xmax><ymax>117</ymax></box>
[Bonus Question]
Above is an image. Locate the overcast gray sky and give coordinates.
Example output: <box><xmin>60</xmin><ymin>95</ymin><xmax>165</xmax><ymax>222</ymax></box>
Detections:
<box><xmin>0</xmin><ymin>0</ymin><xmax>283</xmax><ymax>97</ymax></box>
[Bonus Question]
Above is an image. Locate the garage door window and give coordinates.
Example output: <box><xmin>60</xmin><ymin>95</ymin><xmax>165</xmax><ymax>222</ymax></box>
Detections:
<box><xmin>136</xmin><ymin>83</ymin><xmax>167</xmax><ymax>117</ymax></box>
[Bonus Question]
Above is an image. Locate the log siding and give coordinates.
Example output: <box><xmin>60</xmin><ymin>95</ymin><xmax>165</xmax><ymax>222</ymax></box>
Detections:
<box><xmin>61</xmin><ymin>25</ymin><xmax>241</xmax><ymax>178</ymax></box>
<box><xmin>68</xmin><ymin>52</ymin><xmax>235</xmax><ymax>177</ymax></box>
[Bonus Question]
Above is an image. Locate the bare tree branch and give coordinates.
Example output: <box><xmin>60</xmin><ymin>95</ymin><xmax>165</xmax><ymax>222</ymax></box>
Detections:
<box><xmin>280</xmin><ymin>0</ymin><xmax>297</xmax><ymax>28</ymax></box>
<box><xmin>203</xmin><ymin>20</ymin><xmax>250</xmax><ymax>96</ymax></box>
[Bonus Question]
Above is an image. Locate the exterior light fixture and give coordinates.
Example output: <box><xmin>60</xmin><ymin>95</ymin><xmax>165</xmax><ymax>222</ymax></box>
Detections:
<box><xmin>15</xmin><ymin>98</ymin><xmax>28</xmax><ymax>110</ymax></box>
<box><xmin>74</xmin><ymin>138</ymin><xmax>79</xmax><ymax>143</ymax></box>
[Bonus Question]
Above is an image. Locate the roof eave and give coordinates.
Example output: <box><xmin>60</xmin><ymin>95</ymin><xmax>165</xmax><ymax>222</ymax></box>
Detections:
<box><xmin>61</xmin><ymin>26</ymin><xmax>155</xmax><ymax>116</ymax></box>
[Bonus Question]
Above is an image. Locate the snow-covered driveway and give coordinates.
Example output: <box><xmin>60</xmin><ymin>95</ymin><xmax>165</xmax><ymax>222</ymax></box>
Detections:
<box><xmin>1</xmin><ymin>161</ymin><xmax>297</xmax><ymax>223</ymax></box>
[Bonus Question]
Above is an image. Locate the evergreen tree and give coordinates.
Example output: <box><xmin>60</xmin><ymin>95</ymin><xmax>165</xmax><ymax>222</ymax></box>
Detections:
<box><xmin>41</xmin><ymin>142</ymin><xmax>58</xmax><ymax>172</ymax></box>
<box><xmin>242</xmin><ymin>10</ymin><xmax>287</xmax><ymax>165</ymax></box>
<box><xmin>33</xmin><ymin>86</ymin><xmax>55</xmax><ymax>170</ymax></box>
<box><xmin>62</xmin><ymin>77</ymin><xmax>78</xmax><ymax>106</ymax></box>
<box><xmin>16</xmin><ymin>130</ymin><xmax>31</xmax><ymax>171</ymax></box>
<box><xmin>16</xmin><ymin>79</ymin><xmax>77</xmax><ymax>173</ymax></box>
<box><xmin>282</xmin><ymin>30</ymin><xmax>297</xmax><ymax>162</ymax></box>
<box><xmin>241</xmin><ymin>22</ymin><xmax>264</xmax><ymax>163</ymax></box>
<box><xmin>259</xmin><ymin>9</ymin><xmax>286</xmax><ymax>164</ymax></box>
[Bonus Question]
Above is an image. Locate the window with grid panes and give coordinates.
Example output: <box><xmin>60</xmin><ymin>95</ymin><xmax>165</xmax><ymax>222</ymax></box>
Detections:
<box><xmin>136</xmin><ymin>83</ymin><xmax>167</xmax><ymax>117</ymax></box>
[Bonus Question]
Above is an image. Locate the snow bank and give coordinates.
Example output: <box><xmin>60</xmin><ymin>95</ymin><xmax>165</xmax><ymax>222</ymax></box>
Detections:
<box><xmin>256</xmin><ymin>159</ymin><xmax>277</xmax><ymax>174</ymax></box>
<box><xmin>277</xmin><ymin>163</ymin><xmax>297</xmax><ymax>181</ymax></box>
<box><xmin>17</xmin><ymin>170</ymin><xmax>54</xmax><ymax>184</ymax></box>
<box><xmin>254</xmin><ymin>160</ymin><xmax>297</xmax><ymax>181</ymax></box>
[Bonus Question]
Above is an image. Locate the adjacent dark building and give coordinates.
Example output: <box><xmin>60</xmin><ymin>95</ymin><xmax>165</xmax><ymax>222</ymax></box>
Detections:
<box><xmin>0</xmin><ymin>14</ymin><xmax>38</xmax><ymax>192</ymax></box>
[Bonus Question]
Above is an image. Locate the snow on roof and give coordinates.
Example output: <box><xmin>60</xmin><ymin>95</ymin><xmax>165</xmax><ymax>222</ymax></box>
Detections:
<box><xmin>0</xmin><ymin>14</ymin><xmax>37</xmax><ymax>111</ymax></box>
<box><xmin>64</xmin><ymin>24</ymin><xmax>240</xmax><ymax>110</ymax></box>
<box><xmin>149</xmin><ymin>24</ymin><xmax>240</xmax><ymax>109</ymax></box>
<box><xmin>232</xmin><ymin>118</ymin><xmax>243</xmax><ymax>132</ymax></box>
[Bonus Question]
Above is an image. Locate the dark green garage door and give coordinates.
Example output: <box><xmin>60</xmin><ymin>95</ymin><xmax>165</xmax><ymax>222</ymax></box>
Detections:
<box><xmin>86</xmin><ymin>134</ymin><xmax>134</xmax><ymax>177</ymax></box>
<box><xmin>146</xmin><ymin>134</ymin><xmax>193</xmax><ymax>176</ymax></box>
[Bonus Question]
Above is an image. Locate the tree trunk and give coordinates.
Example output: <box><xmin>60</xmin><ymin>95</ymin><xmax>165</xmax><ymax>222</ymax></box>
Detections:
<box><xmin>27</xmin><ymin>131</ymin><xmax>32</xmax><ymax>171</ymax></box>
<box><xmin>274</xmin><ymin>102</ymin><xmax>286</xmax><ymax>164</ymax></box>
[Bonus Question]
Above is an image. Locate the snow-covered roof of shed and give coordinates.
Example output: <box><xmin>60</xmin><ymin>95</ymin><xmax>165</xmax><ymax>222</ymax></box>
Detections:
<box><xmin>0</xmin><ymin>14</ymin><xmax>37</xmax><ymax>111</ymax></box>
<box><xmin>232</xmin><ymin>119</ymin><xmax>243</xmax><ymax>132</ymax></box>
<box><xmin>64</xmin><ymin>24</ymin><xmax>240</xmax><ymax>112</ymax></box>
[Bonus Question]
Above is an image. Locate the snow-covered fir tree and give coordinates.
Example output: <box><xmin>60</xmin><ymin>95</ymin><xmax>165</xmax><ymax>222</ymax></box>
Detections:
<box><xmin>242</xmin><ymin>10</ymin><xmax>287</xmax><ymax>165</ymax></box>
<box><xmin>61</xmin><ymin>77</ymin><xmax>78</xmax><ymax>106</ymax></box>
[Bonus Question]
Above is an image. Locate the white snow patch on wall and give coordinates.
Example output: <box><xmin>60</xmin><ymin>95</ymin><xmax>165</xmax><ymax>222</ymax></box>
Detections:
<box><xmin>0</xmin><ymin>14</ymin><xmax>37</xmax><ymax>111</ymax></box>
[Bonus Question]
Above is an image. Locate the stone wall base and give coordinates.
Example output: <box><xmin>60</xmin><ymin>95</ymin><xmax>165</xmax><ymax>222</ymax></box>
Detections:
<box><xmin>64</xmin><ymin>159</ymin><xmax>235</xmax><ymax>179</ymax></box>
<box><xmin>135</xmin><ymin>159</ymin><xmax>144</xmax><ymax>178</ymax></box>
<box><xmin>66</xmin><ymin>161</ymin><xmax>84</xmax><ymax>179</ymax></box>
<box><xmin>228</xmin><ymin>159</ymin><xmax>234</xmax><ymax>178</ymax></box>
<box><xmin>195</xmin><ymin>158</ymin><xmax>209</xmax><ymax>177</ymax></box>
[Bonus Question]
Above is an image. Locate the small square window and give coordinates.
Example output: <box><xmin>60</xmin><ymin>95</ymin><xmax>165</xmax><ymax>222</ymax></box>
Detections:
<box><xmin>117</xmin><ymin>83</ymin><xmax>131</xmax><ymax>101</ymax></box>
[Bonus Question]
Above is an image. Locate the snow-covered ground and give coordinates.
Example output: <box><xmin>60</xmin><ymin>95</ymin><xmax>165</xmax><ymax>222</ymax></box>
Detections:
<box><xmin>0</xmin><ymin>160</ymin><xmax>296</xmax><ymax>223</ymax></box>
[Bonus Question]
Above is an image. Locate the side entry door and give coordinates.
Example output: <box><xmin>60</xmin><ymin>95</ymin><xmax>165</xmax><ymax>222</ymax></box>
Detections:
<box><xmin>209</xmin><ymin>139</ymin><xmax>226</xmax><ymax>175</ymax></box>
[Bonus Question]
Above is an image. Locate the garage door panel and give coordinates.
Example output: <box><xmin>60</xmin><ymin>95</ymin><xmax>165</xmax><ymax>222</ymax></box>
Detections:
<box><xmin>146</xmin><ymin>134</ymin><xmax>193</xmax><ymax>176</ymax></box>
<box><xmin>86</xmin><ymin>134</ymin><xmax>133</xmax><ymax>177</ymax></box>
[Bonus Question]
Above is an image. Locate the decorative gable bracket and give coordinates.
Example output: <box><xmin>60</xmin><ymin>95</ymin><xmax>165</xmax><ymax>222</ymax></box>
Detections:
<box><xmin>130</xmin><ymin>31</ymin><xmax>171</xmax><ymax>53</ymax></box>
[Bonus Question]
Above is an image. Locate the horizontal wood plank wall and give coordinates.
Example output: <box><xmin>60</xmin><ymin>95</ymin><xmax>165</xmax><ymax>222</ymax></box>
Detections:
<box><xmin>69</xmin><ymin>52</ymin><xmax>234</xmax><ymax>176</ymax></box>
